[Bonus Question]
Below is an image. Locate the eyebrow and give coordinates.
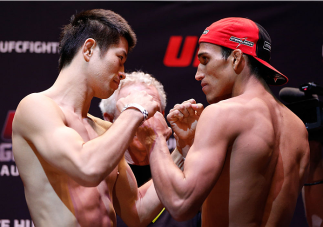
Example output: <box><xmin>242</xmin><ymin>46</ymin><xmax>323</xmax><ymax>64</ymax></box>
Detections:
<box><xmin>197</xmin><ymin>52</ymin><xmax>208</xmax><ymax>58</ymax></box>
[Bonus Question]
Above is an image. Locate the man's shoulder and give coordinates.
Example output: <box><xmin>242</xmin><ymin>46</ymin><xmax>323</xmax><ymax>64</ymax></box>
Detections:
<box><xmin>14</xmin><ymin>92</ymin><xmax>65</xmax><ymax>132</ymax></box>
<box><xmin>198</xmin><ymin>100</ymin><xmax>246</xmax><ymax>136</ymax></box>
<box><xmin>215</xmin><ymin>95</ymin><xmax>274</xmax><ymax>116</ymax></box>
<box><xmin>203</xmin><ymin>97</ymin><xmax>253</xmax><ymax>119</ymax></box>
<box><xmin>17</xmin><ymin>92</ymin><xmax>62</xmax><ymax>117</ymax></box>
<box><xmin>200</xmin><ymin>96</ymin><xmax>271</xmax><ymax>132</ymax></box>
<box><xmin>17</xmin><ymin>92</ymin><xmax>55</xmax><ymax>110</ymax></box>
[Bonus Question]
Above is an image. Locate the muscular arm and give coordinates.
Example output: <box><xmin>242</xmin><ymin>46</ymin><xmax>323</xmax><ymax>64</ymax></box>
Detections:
<box><xmin>13</xmin><ymin>94</ymin><xmax>149</xmax><ymax>187</ymax></box>
<box><xmin>302</xmin><ymin>140</ymin><xmax>323</xmax><ymax>227</ymax></box>
<box><xmin>113</xmin><ymin>149</ymin><xmax>184</xmax><ymax>227</ymax></box>
<box><xmin>138</xmin><ymin>104</ymin><xmax>235</xmax><ymax>221</ymax></box>
<box><xmin>112</xmin><ymin>117</ymin><xmax>185</xmax><ymax>226</ymax></box>
<box><xmin>113</xmin><ymin>123</ymin><xmax>183</xmax><ymax>227</ymax></box>
<box><xmin>113</xmin><ymin>150</ymin><xmax>183</xmax><ymax>227</ymax></box>
<box><xmin>113</xmin><ymin>158</ymin><xmax>163</xmax><ymax>227</ymax></box>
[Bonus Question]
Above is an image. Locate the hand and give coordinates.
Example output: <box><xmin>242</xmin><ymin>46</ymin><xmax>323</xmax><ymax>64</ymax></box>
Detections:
<box><xmin>116</xmin><ymin>90</ymin><xmax>160</xmax><ymax>119</ymax></box>
<box><xmin>167</xmin><ymin>99</ymin><xmax>203</xmax><ymax>155</ymax></box>
<box><xmin>136</xmin><ymin>112</ymin><xmax>172</xmax><ymax>154</ymax></box>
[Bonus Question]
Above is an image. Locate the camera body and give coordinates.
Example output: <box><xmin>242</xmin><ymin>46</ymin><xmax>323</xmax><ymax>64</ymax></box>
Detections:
<box><xmin>279</xmin><ymin>82</ymin><xmax>323</xmax><ymax>142</ymax></box>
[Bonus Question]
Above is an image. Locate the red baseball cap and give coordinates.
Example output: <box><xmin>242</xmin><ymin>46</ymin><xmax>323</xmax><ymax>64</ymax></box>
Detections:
<box><xmin>199</xmin><ymin>17</ymin><xmax>288</xmax><ymax>86</ymax></box>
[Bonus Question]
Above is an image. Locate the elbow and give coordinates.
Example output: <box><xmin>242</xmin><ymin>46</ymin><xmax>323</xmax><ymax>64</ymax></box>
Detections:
<box><xmin>81</xmin><ymin>176</ymin><xmax>102</xmax><ymax>187</ymax></box>
<box><xmin>78</xmin><ymin>173</ymin><xmax>103</xmax><ymax>187</ymax></box>
<box><xmin>170</xmin><ymin>210</ymin><xmax>191</xmax><ymax>222</ymax></box>
<box><xmin>127</xmin><ymin>222</ymin><xmax>146</xmax><ymax>227</ymax></box>
<box><xmin>166</xmin><ymin>199</ymin><xmax>195</xmax><ymax>222</ymax></box>
<box><xmin>76</xmin><ymin>164</ymin><xmax>106</xmax><ymax>187</ymax></box>
<box><xmin>171</xmin><ymin>213</ymin><xmax>188</xmax><ymax>222</ymax></box>
<box><xmin>171</xmin><ymin>209</ymin><xmax>198</xmax><ymax>222</ymax></box>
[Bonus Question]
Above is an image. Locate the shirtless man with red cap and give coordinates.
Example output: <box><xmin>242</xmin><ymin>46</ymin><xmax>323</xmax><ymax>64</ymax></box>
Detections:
<box><xmin>137</xmin><ymin>17</ymin><xmax>310</xmax><ymax>226</ymax></box>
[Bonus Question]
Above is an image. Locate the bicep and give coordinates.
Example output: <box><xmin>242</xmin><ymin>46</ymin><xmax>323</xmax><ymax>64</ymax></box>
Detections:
<box><xmin>14</xmin><ymin>95</ymin><xmax>86</xmax><ymax>177</ymax></box>
<box><xmin>181</xmin><ymin>106</ymin><xmax>233</xmax><ymax>206</ymax></box>
<box><xmin>33</xmin><ymin>125</ymin><xmax>85</xmax><ymax>169</ymax></box>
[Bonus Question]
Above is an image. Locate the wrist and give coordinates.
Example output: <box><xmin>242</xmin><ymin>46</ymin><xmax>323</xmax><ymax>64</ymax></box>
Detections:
<box><xmin>122</xmin><ymin>103</ymin><xmax>148</xmax><ymax>125</ymax></box>
<box><xmin>176</xmin><ymin>137</ymin><xmax>193</xmax><ymax>151</ymax></box>
<box><xmin>176</xmin><ymin>139</ymin><xmax>191</xmax><ymax>158</ymax></box>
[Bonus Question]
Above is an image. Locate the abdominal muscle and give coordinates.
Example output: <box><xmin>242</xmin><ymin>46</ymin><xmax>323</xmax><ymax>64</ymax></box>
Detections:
<box><xmin>67</xmin><ymin>169</ymin><xmax>119</xmax><ymax>227</ymax></box>
<box><xmin>24</xmin><ymin>153</ymin><xmax>119</xmax><ymax>227</ymax></box>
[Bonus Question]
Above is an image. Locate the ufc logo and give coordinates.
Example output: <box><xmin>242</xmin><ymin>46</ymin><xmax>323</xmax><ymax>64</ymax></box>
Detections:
<box><xmin>2</xmin><ymin>111</ymin><xmax>15</xmax><ymax>141</ymax></box>
<box><xmin>163</xmin><ymin>36</ymin><xmax>199</xmax><ymax>67</ymax></box>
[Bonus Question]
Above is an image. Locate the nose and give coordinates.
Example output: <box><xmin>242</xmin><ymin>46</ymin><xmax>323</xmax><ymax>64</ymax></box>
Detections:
<box><xmin>195</xmin><ymin>65</ymin><xmax>205</xmax><ymax>81</ymax></box>
<box><xmin>120</xmin><ymin>64</ymin><xmax>125</xmax><ymax>73</ymax></box>
<box><xmin>119</xmin><ymin>72</ymin><xmax>126</xmax><ymax>80</ymax></box>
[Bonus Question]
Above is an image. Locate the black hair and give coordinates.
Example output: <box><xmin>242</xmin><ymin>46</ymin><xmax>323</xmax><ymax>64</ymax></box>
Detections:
<box><xmin>220</xmin><ymin>46</ymin><xmax>275</xmax><ymax>83</ymax></box>
<box><xmin>58</xmin><ymin>9</ymin><xmax>137</xmax><ymax>71</ymax></box>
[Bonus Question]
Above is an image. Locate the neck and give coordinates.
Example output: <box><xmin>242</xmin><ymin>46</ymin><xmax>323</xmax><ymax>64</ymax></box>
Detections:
<box><xmin>42</xmin><ymin>63</ymin><xmax>93</xmax><ymax>118</ymax></box>
<box><xmin>231</xmin><ymin>71</ymin><xmax>269</xmax><ymax>98</ymax></box>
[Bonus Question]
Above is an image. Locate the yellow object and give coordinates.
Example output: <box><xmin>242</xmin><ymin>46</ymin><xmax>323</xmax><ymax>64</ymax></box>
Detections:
<box><xmin>152</xmin><ymin>207</ymin><xmax>165</xmax><ymax>223</ymax></box>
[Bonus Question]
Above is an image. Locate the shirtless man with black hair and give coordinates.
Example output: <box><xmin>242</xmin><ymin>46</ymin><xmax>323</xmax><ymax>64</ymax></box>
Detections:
<box><xmin>12</xmin><ymin>9</ymin><xmax>173</xmax><ymax>227</ymax></box>
<box><xmin>137</xmin><ymin>17</ymin><xmax>310</xmax><ymax>226</ymax></box>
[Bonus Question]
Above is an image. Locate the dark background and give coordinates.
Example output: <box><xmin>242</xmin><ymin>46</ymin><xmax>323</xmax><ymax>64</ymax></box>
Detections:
<box><xmin>1</xmin><ymin>1</ymin><xmax>322</xmax><ymax>226</ymax></box>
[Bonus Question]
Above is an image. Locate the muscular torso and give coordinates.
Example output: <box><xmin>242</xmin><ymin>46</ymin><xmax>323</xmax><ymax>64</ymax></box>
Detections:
<box><xmin>13</xmin><ymin>102</ymin><xmax>118</xmax><ymax>227</ymax></box>
<box><xmin>201</xmin><ymin>94</ymin><xmax>309</xmax><ymax>226</ymax></box>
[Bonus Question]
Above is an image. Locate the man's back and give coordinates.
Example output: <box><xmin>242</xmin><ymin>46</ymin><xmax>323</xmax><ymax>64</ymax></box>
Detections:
<box><xmin>202</xmin><ymin>91</ymin><xmax>310</xmax><ymax>226</ymax></box>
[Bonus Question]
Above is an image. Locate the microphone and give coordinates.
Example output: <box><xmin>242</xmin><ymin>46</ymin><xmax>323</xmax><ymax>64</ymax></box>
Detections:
<box><xmin>279</xmin><ymin>87</ymin><xmax>318</xmax><ymax>103</ymax></box>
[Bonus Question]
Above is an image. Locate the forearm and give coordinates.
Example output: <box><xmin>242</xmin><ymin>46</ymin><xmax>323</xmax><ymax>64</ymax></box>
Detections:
<box><xmin>78</xmin><ymin>110</ymin><xmax>143</xmax><ymax>185</ymax></box>
<box><xmin>115</xmin><ymin>170</ymin><xmax>164</xmax><ymax>227</ymax></box>
<box><xmin>149</xmin><ymin>136</ymin><xmax>197</xmax><ymax>220</ymax></box>
<box><xmin>128</xmin><ymin>150</ymin><xmax>185</xmax><ymax>225</ymax></box>
<box><xmin>132</xmin><ymin>180</ymin><xmax>164</xmax><ymax>227</ymax></box>
<box><xmin>119</xmin><ymin>148</ymin><xmax>186</xmax><ymax>226</ymax></box>
<box><xmin>302</xmin><ymin>182</ymin><xmax>323</xmax><ymax>226</ymax></box>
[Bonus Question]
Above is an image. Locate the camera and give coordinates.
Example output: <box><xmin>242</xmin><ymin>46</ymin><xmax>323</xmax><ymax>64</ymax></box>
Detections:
<box><xmin>279</xmin><ymin>82</ymin><xmax>323</xmax><ymax>141</ymax></box>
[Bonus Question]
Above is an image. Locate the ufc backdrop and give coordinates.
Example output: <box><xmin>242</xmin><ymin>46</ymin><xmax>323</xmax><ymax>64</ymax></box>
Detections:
<box><xmin>0</xmin><ymin>1</ymin><xmax>322</xmax><ymax>226</ymax></box>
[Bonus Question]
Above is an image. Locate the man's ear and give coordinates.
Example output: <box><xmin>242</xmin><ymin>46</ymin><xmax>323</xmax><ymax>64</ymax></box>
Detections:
<box><xmin>103</xmin><ymin>112</ymin><xmax>114</xmax><ymax>123</ymax></box>
<box><xmin>82</xmin><ymin>38</ymin><xmax>96</xmax><ymax>62</ymax></box>
<box><xmin>231</xmin><ymin>49</ymin><xmax>245</xmax><ymax>74</ymax></box>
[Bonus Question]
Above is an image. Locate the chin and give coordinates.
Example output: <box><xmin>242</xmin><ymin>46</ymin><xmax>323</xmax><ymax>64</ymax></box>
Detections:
<box><xmin>207</xmin><ymin>97</ymin><xmax>218</xmax><ymax>104</ymax></box>
<box><xmin>207</xmin><ymin>93</ymin><xmax>231</xmax><ymax>104</ymax></box>
<box><xmin>206</xmin><ymin>94</ymin><xmax>217</xmax><ymax>104</ymax></box>
<box><xmin>103</xmin><ymin>90</ymin><xmax>115</xmax><ymax>99</ymax></box>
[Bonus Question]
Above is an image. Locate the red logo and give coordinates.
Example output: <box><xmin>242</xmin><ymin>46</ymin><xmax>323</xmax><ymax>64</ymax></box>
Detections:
<box><xmin>2</xmin><ymin>110</ymin><xmax>15</xmax><ymax>141</ymax></box>
<box><xmin>164</xmin><ymin>36</ymin><xmax>199</xmax><ymax>67</ymax></box>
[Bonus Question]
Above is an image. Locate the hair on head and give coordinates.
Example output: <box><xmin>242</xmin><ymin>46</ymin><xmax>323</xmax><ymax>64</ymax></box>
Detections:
<box><xmin>58</xmin><ymin>9</ymin><xmax>137</xmax><ymax>71</ymax></box>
